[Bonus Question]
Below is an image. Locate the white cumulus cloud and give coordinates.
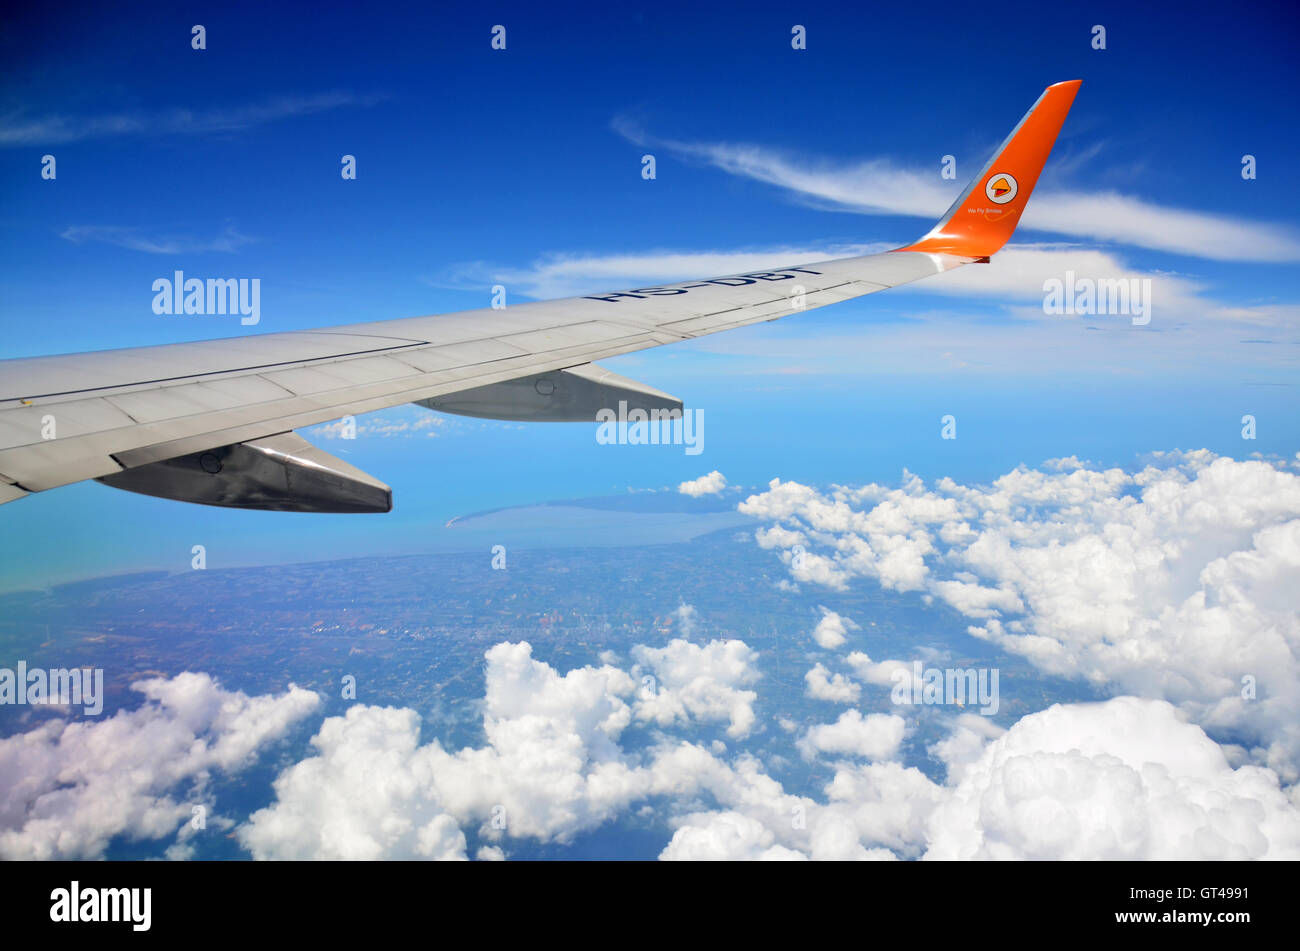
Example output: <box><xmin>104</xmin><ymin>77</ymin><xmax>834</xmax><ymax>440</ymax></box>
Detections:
<box><xmin>804</xmin><ymin>663</ymin><xmax>861</xmax><ymax>704</ymax></box>
<box><xmin>633</xmin><ymin>638</ymin><xmax>762</xmax><ymax>738</ymax></box>
<box><xmin>798</xmin><ymin>710</ymin><xmax>905</xmax><ymax>762</ymax></box>
<box><xmin>678</xmin><ymin>470</ymin><xmax>728</xmax><ymax>497</ymax></box>
<box><xmin>0</xmin><ymin>673</ymin><xmax>320</xmax><ymax>860</ymax></box>
<box><xmin>926</xmin><ymin>698</ymin><xmax>1300</xmax><ymax>860</ymax></box>
<box><xmin>812</xmin><ymin>608</ymin><xmax>858</xmax><ymax>649</ymax></box>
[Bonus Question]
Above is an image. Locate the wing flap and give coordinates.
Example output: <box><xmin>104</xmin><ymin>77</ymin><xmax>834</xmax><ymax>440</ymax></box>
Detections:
<box><xmin>97</xmin><ymin>430</ymin><xmax>392</xmax><ymax>513</ymax></box>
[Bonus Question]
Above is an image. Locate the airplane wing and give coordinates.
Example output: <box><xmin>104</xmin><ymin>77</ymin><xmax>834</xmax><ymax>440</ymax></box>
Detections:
<box><xmin>0</xmin><ymin>80</ymin><xmax>1080</xmax><ymax>512</ymax></box>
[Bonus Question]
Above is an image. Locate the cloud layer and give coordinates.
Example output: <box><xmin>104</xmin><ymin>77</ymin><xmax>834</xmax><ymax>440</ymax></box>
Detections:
<box><xmin>6</xmin><ymin>641</ymin><xmax>1297</xmax><ymax>861</ymax></box>
<box><xmin>740</xmin><ymin>451</ymin><xmax>1300</xmax><ymax>781</ymax></box>
<box><xmin>5</xmin><ymin>452</ymin><xmax>1298</xmax><ymax>860</ymax></box>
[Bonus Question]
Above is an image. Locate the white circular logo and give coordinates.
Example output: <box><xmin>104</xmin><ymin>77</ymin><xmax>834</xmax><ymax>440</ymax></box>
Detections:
<box><xmin>985</xmin><ymin>172</ymin><xmax>1018</xmax><ymax>204</ymax></box>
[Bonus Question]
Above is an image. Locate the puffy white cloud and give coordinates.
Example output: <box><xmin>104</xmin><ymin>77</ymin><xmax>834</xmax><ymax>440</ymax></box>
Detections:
<box><xmin>930</xmin><ymin>579</ymin><xmax>1024</xmax><ymax>619</ymax></box>
<box><xmin>798</xmin><ymin>710</ymin><xmax>905</xmax><ymax>762</ymax></box>
<box><xmin>660</xmin><ymin>811</ymin><xmax>807</xmax><ymax>861</ymax></box>
<box><xmin>240</xmin><ymin>705</ymin><xmax>468</xmax><ymax>860</ymax></box>
<box><xmin>927</xmin><ymin>712</ymin><xmax>1007</xmax><ymax>786</ymax></box>
<box><xmin>817</xmin><ymin>760</ymin><xmax>944</xmax><ymax>859</ymax></box>
<box><xmin>845</xmin><ymin>651</ymin><xmax>914</xmax><ymax>690</ymax></box>
<box><xmin>812</xmin><ymin>608</ymin><xmax>858</xmax><ymax>649</ymax></box>
<box><xmin>740</xmin><ymin>452</ymin><xmax>1300</xmax><ymax>781</ymax></box>
<box><xmin>804</xmin><ymin>663</ymin><xmax>860</xmax><ymax>704</ymax></box>
<box><xmin>741</xmin><ymin>472</ymin><xmax>957</xmax><ymax>592</ymax></box>
<box><xmin>925</xmin><ymin>698</ymin><xmax>1300</xmax><ymax>860</ymax></box>
<box><xmin>233</xmin><ymin>638</ymin><xmax>819</xmax><ymax>860</ymax></box>
<box><xmin>755</xmin><ymin>524</ymin><xmax>806</xmax><ymax>551</ymax></box>
<box><xmin>242</xmin><ymin>639</ymin><xmax>779</xmax><ymax>858</ymax></box>
<box><xmin>678</xmin><ymin>470</ymin><xmax>727</xmax><ymax>497</ymax></box>
<box><xmin>0</xmin><ymin>673</ymin><xmax>320</xmax><ymax>860</ymax></box>
<box><xmin>633</xmin><ymin>639</ymin><xmax>762</xmax><ymax>738</ymax></box>
<box><xmin>243</xmin><ymin>642</ymin><xmax>647</xmax><ymax>856</ymax></box>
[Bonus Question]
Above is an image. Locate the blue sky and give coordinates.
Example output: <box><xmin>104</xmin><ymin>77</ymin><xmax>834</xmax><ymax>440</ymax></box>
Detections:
<box><xmin>1</xmin><ymin>0</ymin><xmax>1298</xmax><ymax>588</ymax></box>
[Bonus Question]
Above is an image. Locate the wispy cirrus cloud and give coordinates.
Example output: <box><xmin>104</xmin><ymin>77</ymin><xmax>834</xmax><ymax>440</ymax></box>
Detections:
<box><xmin>59</xmin><ymin>223</ymin><xmax>257</xmax><ymax>254</ymax></box>
<box><xmin>429</xmin><ymin>243</ymin><xmax>890</xmax><ymax>300</ymax></box>
<box><xmin>614</xmin><ymin>119</ymin><xmax>1300</xmax><ymax>263</ymax></box>
<box><xmin>0</xmin><ymin>91</ymin><xmax>383</xmax><ymax>147</ymax></box>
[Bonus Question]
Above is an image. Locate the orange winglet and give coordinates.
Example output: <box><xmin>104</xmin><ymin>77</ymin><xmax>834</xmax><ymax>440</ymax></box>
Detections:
<box><xmin>895</xmin><ymin>80</ymin><xmax>1081</xmax><ymax>258</ymax></box>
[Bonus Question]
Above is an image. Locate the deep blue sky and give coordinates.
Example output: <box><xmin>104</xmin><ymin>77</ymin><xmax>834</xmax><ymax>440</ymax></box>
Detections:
<box><xmin>1</xmin><ymin>0</ymin><xmax>1297</xmax><ymax>588</ymax></box>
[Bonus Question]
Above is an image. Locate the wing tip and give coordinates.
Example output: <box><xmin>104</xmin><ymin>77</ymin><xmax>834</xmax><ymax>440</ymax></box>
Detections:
<box><xmin>895</xmin><ymin>79</ymin><xmax>1081</xmax><ymax>258</ymax></box>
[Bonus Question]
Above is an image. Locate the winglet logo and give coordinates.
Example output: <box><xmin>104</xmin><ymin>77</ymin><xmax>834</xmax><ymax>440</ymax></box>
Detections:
<box><xmin>985</xmin><ymin>172</ymin><xmax>1018</xmax><ymax>204</ymax></box>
